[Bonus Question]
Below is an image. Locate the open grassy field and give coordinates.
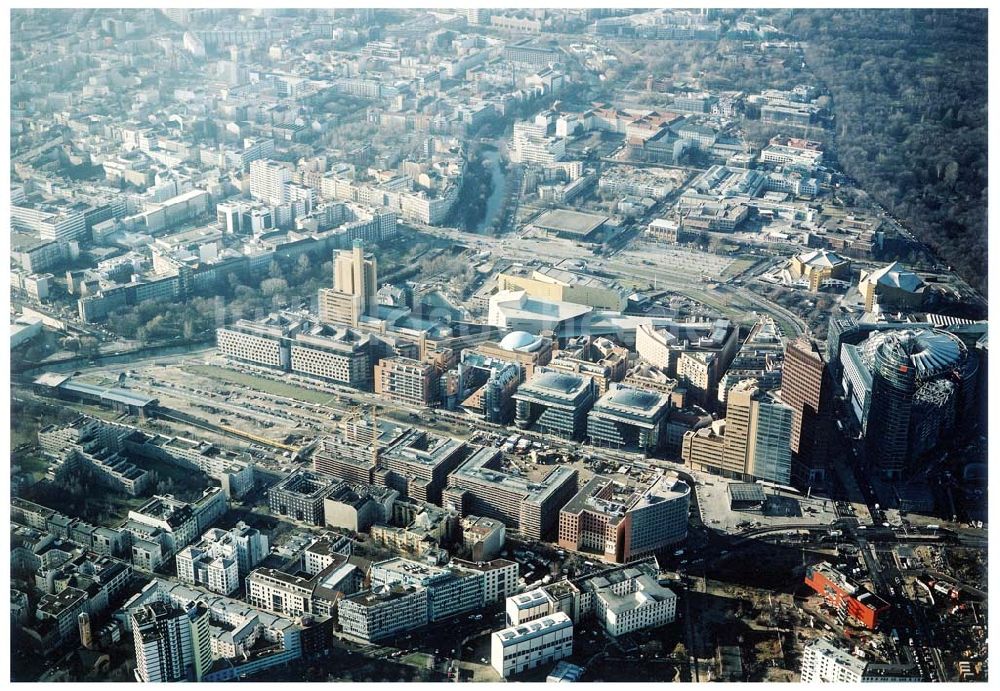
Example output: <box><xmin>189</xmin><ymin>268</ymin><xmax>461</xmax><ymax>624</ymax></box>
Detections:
<box><xmin>184</xmin><ymin>364</ymin><xmax>338</xmax><ymax>406</ymax></box>
<box><xmin>401</xmin><ymin>653</ymin><xmax>434</xmax><ymax>669</ymax></box>
<box><xmin>720</xmin><ymin>256</ymin><xmax>758</xmax><ymax>280</ymax></box>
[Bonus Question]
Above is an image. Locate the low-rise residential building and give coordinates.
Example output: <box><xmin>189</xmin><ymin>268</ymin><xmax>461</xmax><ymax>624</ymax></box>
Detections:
<box><xmin>123</xmin><ymin>489</ymin><xmax>227</xmax><ymax>570</ymax></box>
<box><xmin>176</xmin><ymin>523</ymin><xmax>268</xmax><ymax>595</ymax></box>
<box><xmin>337</xmin><ymin>585</ymin><xmax>429</xmax><ymax>643</ymax></box>
<box><xmin>443</xmin><ymin>447</ymin><xmax>578</xmax><ymax>541</ymax></box>
<box><xmin>176</xmin><ymin>545</ymin><xmax>239</xmax><ymax>596</ymax></box>
<box><xmin>558</xmin><ymin>473</ymin><xmax>690</xmax><ymax>564</ymax></box>
<box><xmin>269</xmin><ymin>471</ymin><xmax>336</xmax><ymax>526</ymax></box>
<box><xmin>36</xmin><ymin>586</ymin><xmax>90</xmax><ymax>644</ymax></box>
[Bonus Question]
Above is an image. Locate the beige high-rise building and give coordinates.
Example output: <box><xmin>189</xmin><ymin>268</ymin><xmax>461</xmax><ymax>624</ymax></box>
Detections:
<box><xmin>320</xmin><ymin>240</ymin><xmax>378</xmax><ymax>327</ymax></box>
<box><xmin>676</xmin><ymin>351</ymin><xmax>716</xmax><ymax>409</ymax></box>
<box><xmin>682</xmin><ymin>379</ymin><xmax>793</xmax><ymax>485</ymax></box>
<box><xmin>720</xmin><ymin>381</ymin><xmax>754</xmax><ymax>476</ymax></box>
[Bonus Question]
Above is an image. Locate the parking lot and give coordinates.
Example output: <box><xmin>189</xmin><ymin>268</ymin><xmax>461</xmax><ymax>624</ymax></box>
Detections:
<box><xmin>615</xmin><ymin>244</ymin><xmax>736</xmax><ymax>281</ymax></box>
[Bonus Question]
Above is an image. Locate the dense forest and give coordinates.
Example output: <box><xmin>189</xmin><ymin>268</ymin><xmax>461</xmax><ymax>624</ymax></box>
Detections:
<box><xmin>777</xmin><ymin>9</ymin><xmax>988</xmax><ymax>293</ymax></box>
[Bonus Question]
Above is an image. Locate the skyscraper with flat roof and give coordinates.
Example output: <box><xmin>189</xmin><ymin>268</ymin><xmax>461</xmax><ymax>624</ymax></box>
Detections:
<box><xmin>683</xmin><ymin>379</ymin><xmax>793</xmax><ymax>484</ymax></box>
<box><xmin>131</xmin><ymin>602</ymin><xmax>212</xmax><ymax>682</ymax></box>
<box><xmin>778</xmin><ymin>337</ymin><xmax>834</xmax><ymax>487</ymax></box>
<box><xmin>320</xmin><ymin>240</ymin><xmax>378</xmax><ymax>327</ymax></box>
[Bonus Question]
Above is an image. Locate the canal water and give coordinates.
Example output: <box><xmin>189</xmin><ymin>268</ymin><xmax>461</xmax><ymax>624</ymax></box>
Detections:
<box><xmin>475</xmin><ymin>148</ymin><xmax>507</xmax><ymax>234</ymax></box>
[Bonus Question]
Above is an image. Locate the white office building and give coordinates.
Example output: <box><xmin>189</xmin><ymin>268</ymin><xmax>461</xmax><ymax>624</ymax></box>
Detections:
<box><xmin>249</xmin><ymin>159</ymin><xmax>292</xmax><ymax>206</ymax></box>
<box><xmin>800</xmin><ymin>638</ymin><xmax>867</xmax><ymax>683</ymax></box>
<box><xmin>246</xmin><ymin>568</ymin><xmax>314</xmax><ymax>618</ymax></box>
<box><xmin>337</xmin><ymin>585</ymin><xmax>430</xmax><ymax>642</ymax></box>
<box><xmin>594</xmin><ymin>572</ymin><xmax>677</xmax><ymax>637</ymax></box>
<box><xmin>506</xmin><ymin>588</ymin><xmax>556</xmax><ymax>627</ymax></box>
<box><xmin>451</xmin><ymin>558</ymin><xmax>519</xmax><ymax>605</ymax></box>
<box><xmin>491</xmin><ymin>612</ymin><xmax>573</xmax><ymax>679</ymax></box>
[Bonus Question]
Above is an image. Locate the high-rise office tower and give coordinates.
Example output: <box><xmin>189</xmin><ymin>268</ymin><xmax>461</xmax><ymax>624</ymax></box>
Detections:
<box><xmin>778</xmin><ymin>337</ymin><xmax>834</xmax><ymax>487</ymax></box>
<box><xmin>721</xmin><ymin>382</ymin><xmax>754</xmax><ymax>477</ymax></box>
<box><xmin>334</xmin><ymin>240</ymin><xmax>378</xmax><ymax>314</ymax></box>
<box><xmin>748</xmin><ymin>393</ymin><xmax>794</xmax><ymax>485</ymax></box>
<box><xmin>865</xmin><ymin>335</ymin><xmax>919</xmax><ymax>480</ymax></box>
<box><xmin>683</xmin><ymin>379</ymin><xmax>793</xmax><ymax>485</ymax></box>
<box><xmin>319</xmin><ymin>240</ymin><xmax>378</xmax><ymax>327</ymax></box>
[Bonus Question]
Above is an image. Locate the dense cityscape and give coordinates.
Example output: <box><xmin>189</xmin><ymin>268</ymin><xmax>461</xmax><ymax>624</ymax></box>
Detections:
<box><xmin>9</xmin><ymin>7</ymin><xmax>988</xmax><ymax>684</ymax></box>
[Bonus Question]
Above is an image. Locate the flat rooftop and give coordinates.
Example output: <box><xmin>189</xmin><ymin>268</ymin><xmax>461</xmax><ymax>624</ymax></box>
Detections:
<box><xmin>372</xmin><ymin>557</ymin><xmax>447</xmax><ymax>582</ymax></box>
<box><xmin>347</xmin><ymin>584</ymin><xmax>425</xmax><ymax>608</ymax></box>
<box><xmin>60</xmin><ymin>380</ymin><xmax>159</xmax><ymax>408</ymax></box>
<box><xmin>597</xmin><ymin>574</ymin><xmax>675</xmax><ymax>614</ymax></box>
<box><xmin>510</xmin><ymin>588</ymin><xmax>550</xmax><ymax>610</ymax></box>
<box><xmin>561</xmin><ymin>473</ymin><xmax>688</xmax><ymax>520</ymax></box>
<box><xmin>533</xmin><ymin>209</ymin><xmax>609</xmax><ymax>237</ymax></box>
<box><xmin>494</xmin><ymin>611</ymin><xmax>572</xmax><ymax>644</ymax></box>
<box><xmin>449</xmin><ymin>446</ymin><xmax>578</xmax><ymax>504</ymax></box>
<box><xmin>728</xmin><ymin>483</ymin><xmax>767</xmax><ymax>504</ymax></box>
<box><xmin>381</xmin><ymin>428</ymin><xmax>467</xmax><ymax>468</ymax></box>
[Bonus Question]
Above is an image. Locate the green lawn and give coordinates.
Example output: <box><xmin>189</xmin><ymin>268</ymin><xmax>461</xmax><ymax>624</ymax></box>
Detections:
<box><xmin>12</xmin><ymin>452</ymin><xmax>50</xmax><ymax>476</ymax></box>
<box><xmin>401</xmin><ymin>653</ymin><xmax>434</xmax><ymax>669</ymax></box>
<box><xmin>10</xmin><ymin>425</ymin><xmax>38</xmax><ymax>450</ymax></box>
<box><xmin>184</xmin><ymin>365</ymin><xmax>339</xmax><ymax>406</ymax></box>
<box><xmin>721</xmin><ymin>256</ymin><xmax>757</xmax><ymax>280</ymax></box>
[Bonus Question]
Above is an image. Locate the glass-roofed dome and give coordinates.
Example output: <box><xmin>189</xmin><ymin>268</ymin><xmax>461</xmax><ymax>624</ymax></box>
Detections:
<box><xmin>861</xmin><ymin>328</ymin><xmax>966</xmax><ymax>380</ymax></box>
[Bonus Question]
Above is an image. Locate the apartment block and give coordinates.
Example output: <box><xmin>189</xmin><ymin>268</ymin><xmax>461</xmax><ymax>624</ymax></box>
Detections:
<box><xmin>374</xmin><ymin>356</ymin><xmax>439</xmax><ymax>407</ymax></box>
<box><xmin>558</xmin><ymin>473</ymin><xmax>689</xmax><ymax>564</ymax></box>
<box><xmin>443</xmin><ymin>447</ymin><xmax>578</xmax><ymax>540</ymax></box>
